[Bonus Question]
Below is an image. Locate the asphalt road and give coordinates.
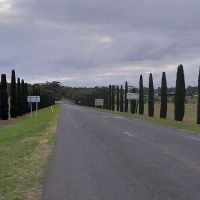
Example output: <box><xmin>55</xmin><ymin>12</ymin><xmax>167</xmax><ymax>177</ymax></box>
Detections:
<box><xmin>43</xmin><ymin>103</ymin><xmax>200</xmax><ymax>200</ymax></box>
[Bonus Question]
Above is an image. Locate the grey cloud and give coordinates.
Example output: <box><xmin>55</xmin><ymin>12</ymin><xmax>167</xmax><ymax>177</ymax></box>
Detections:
<box><xmin>0</xmin><ymin>0</ymin><xmax>200</xmax><ymax>87</ymax></box>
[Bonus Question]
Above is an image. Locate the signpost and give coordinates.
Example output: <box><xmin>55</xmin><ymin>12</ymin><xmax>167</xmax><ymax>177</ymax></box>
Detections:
<box><xmin>127</xmin><ymin>93</ymin><xmax>139</xmax><ymax>114</ymax></box>
<box><xmin>27</xmin><ymin>96</ymin><xmax>40</xmax><ymax>118</ymax></box>
<box><xmin>95</xmin><ymin>99</ymin><xmax>104</xmax><ymax>108</ymax></box>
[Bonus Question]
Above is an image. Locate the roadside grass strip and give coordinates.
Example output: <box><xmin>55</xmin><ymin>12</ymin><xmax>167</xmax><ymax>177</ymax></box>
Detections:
<box><xmin>0</xmin><ymin>104</ymin><xmax>60</xmax><ymax>200</ymax></box>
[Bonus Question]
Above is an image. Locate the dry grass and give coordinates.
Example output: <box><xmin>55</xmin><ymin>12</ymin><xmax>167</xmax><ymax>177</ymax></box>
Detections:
<box><xmin>143</xmin><ymin>103</ymin><xmax>197</xmax><ymax>124</ymax></box>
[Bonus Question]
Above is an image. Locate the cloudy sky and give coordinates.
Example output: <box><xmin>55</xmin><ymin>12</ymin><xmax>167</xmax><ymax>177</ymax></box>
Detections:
<box><xmin>0</xmin><ymin>0</ymin><xmax>200</xmax><ymax>87</ymax></box>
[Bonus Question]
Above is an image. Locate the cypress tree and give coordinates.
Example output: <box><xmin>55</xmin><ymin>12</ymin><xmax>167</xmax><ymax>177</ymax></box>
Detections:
<box><xmin>160</xmin><ymin>72</ymin><xmax>168</xmax><ymax>118</ymax></box>
<box><xmin>125</xmin><ymin>81</ymin><xmax>128</xmax><ymax>112</ymax></box>
<box><xmin>131</xmin><ymin>88</ymin><xmax>137</xmax><ymax>114</ymax></box>
<box><xmin>108</xmin><ymin>85</ymin><xmax>112</xmax><ymax>110</ymax></box>
<box><xmin>139</xmin><ymin>75</ymin><xmax>144</xmax><ymax>115</ymax></box>
<box><xmin>105</xmin><ymin>87</ymin><xmax>109</xmax><ymax>109</ymax></box>
<box><xmin>17</xmin><ymin>78</ymin><xmax>22</xmax><ymax>116</ymax></box>
<box><xmin>116</xmin><ymin>86</ymin><xmax>119</xmax><ymax>111</ymax></box>
<box><xmin>21</xmin><ymin>79</ymin><xmax>25</xmax><ymax>114</ymax></box>
<box><xmin>120</xmin><ymin>85</ymin><xmax>124</xmax><ymax>112</ymax></box>
<box><xmin>148</xmin><ymin>73</ymin><xmax>154</xmax><ymax>117</ymax></box>
<box><xmin>197</xmin><ymin>68</ymin><xmax>200</xmax><ymax>124</ymax></box>
<box><xmin>10</xmin><ymin>70</ymin><xmax>17</xmax><ymax>118</ymax></box>
<box><xmin>0</xmin><ymin>74</ymin><xmax>9</xmax><ymax>120</ymax></box>
<box><xmin>111</xmin><ymin>85</ymin><xmax>115</xmax><ymax>111</ymax></box>
<box><xmin>25</xmin><ymin>83</ymin><xmax>29</xmax><ymax>113</ymax></box>
<box><xmin>174</xmin><ymin>64</ymin><xmax>185</xmax><ymax>121</ymax></box>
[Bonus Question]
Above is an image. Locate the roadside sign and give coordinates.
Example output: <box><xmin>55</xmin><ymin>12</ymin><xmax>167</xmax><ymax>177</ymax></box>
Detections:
<box><xmin>27</xmin><ymin>96</ymin><xmax>40</xmax><ymax>103</ymax></box>
<box><xmin>27</xmin><ymin>96</ymin><xmax>40</xmax><ymax>118</ymax></box>
<box><xmin>95</xmin><ymin>99</ymin><xmax>104</xmax><ymax>107</ymax></box>
<box><xmin>127</xmin><ymin>93</ymin><xmax>139</xmax><ymax>100</ymax></box>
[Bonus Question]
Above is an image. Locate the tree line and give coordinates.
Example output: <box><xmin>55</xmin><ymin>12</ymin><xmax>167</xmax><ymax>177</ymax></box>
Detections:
<box><xmin>74</xmin><ymin>64</ymin><xmax>200</xmax><ymax>124</ymax></box>
<box><xmin>0</xmin><ymin>70</ymin><xmax>55</xmax><ymax>120</ymax></box>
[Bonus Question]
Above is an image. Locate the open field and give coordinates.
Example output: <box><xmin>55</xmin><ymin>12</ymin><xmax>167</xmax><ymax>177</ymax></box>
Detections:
<box><xmin>91</xmin><ymin>103</ymin><xmax>200</xmax><ymax>134</ymax></box>
<box><xmin>0</xmin><ymin>104</ymin><xmax>60</xmax><ymax>200</ymax></box>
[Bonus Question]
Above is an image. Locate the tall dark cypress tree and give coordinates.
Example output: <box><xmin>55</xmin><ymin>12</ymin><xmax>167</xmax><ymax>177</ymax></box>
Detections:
<box><xmin>139</xmin><ymin>75</ymin><xmax>144</xmax><ymax>115</ymax></box>
<box><xmin>125</xmin><ymin>81</ymin><xmax>128</xmax><ymax>112</ymax></box>
<box><xmin>0</xmin><ymin>74</ymin><xmax>9</xmax><ymax>120</ymax></box>
<box><xmin>197</xmin><ymin>68</ymin><xmax>200</xmax><ymax>124</ymax></box>
<box><xmin>105</xmin><ymin>87</ymin><xmax>109</xmax><ymax>109</ymax></box>
<box><xmin>21</xmin><ymin>79</ymin><xmax>25</xmax><ymax>114</ymax></box>
<box><xmin>116</xmin><ymin>86</ymin><xmax>119</xmax><ymax>111</ymax></box>
<box><xmin>148</xmin><ymin>73</ymin><xmax>154</xmax><ymax>117</ymax></box>
<box><xmin>108</xmin><ymin>85</ymin><xmax>112</xmax><ymax>110</ymax></box>
<box><xmin>25</xmin><ymin>83</ymin><xmax>29</xmax><ymax>113</ymax></box>
<box><xmin>17</xmin><ymin>78</ymin><xmax>22</xmax><ymax>116</ymax></box>
<box><xmin>160</xmin><ymin>72</ymin><xmax>168</xmax><ymax>118</ymax></box>
<box><xmin>174</xmin><ymin>64</ymin><xmax>185</xmax><ymax>121</ymax></box>
<box><xmin>120</xmin><ymin>85</ymin><xmax>124</xmax><ymax>112</ymax></box>
<box><xmin>111</xmin><ymin>85</ymin><xmax>115</xmax><ymax>111</ymax></box>
<box><xmin>131</xmin><ymin>88</ymin><xmax>137</xmax><ymax>114</ymax></box>
<box><xmin>10</xmin><ymin>70</ymin><xmax>17</xmax><ymax>118</ymax></box>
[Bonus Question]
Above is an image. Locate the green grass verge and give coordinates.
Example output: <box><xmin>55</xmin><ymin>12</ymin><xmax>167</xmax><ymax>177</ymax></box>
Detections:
<box><xmin>0</xmin><ymin>104</ymin><xmax>60</xmax><ymax>200</ymax></box>
<box><xmin>88</xmin><ymin>107</ymin><xmax>200</xmax><ymax>135</ymax></box>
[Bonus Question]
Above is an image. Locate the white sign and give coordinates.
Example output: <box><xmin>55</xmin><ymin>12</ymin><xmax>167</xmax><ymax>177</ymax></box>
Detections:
<box><xmin>127</xmin><ymin>93</ymin><xmax>139</xmax><ymax>100</ymax></box>
<box><xmin>27</xmin><ymin>96</ymin><xmax>41</xmax><ymax>103</ymax></box>
<box><xmin>95</xmin><ymin>99</ymin><xmax>104</xmax><ymax>106</ymax></box>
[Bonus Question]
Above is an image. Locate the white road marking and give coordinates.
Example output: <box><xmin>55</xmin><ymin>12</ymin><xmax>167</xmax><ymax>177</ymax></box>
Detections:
<box><xmin>113</xmin><ymin>116</ymin><xmax>125</xmax><ymax>119</ymax></box>
<box><xmin>187</xmin><ymin>136</ymin><xmax>200</xmax><ymax>142</ymax></box>
<box><xmin>123</xmin><ymin>131</ymin><xmax>135</xmax><ymax>138</ymax></box>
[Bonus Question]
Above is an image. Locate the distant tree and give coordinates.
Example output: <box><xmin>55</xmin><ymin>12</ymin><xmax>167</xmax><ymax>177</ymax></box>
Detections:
<box><xmin>120</xmin><ymin>85</ymin><xmax>124</xmax><ymax>112</ymax></box>
<box><xmin>139</xmin><ymin>75</ymin><xmax>144</xmax><ymax>115</ymax></box>
<box><xmin>160</xmin><ymin>72</ymin><xmax>168</xmax><ymax>118</ymax></box>
<box><xmin>10</xmin><ymin>70</ymin><xmax>17</xmax><ymax>118</ymax></box>
<box><xmin>108</xmin><ymin>85</ymin><xmax>112</xmax><ymax>110</ymax></box>
<box><xmin>116</xmin><ymin>86</ymin><xmax>120</xmax><ymax>111</ymax></box>
<box><xmin>197</xmin><ymin>69</ymin><xmax>200</xmax><ymax>124</ymax></box>
<box><xmin>125</xmin><ymin>81</ymin><xmax>128</xmax><ymax>112</ymax></box>
<box><xmin>0</xmin><ymin>74</ymin><xmax>9</xmax><ymax>120</ymax></box>
<box><xmin>111</xmin><ymin>85</ymin><xmax>115</xmax><ymax>111</ymax></box>
<box><xmin>148</xmin><ymin>73</ymin><xmax>154</xmax><ymax>117</ymax></box>
<box><xmin>174</xmin><ymin>64</ymin><xmax>185</xmax><ymax>121</ymax></box>
<box><xmin>17</xmin><ymin>78</ymin><xmax>22</xmax><ymax>116</ymax></box>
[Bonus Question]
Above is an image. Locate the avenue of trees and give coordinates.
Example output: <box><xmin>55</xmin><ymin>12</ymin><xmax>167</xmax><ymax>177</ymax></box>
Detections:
<box><xmin>0</xmin><ymin>70</ymin><xmax>55</xmax><ymax>120</ymax></box>
<box><xmin>74</xmin><ymin>64</ymin><xmax>200</xmax><ymax>124</ymax></box>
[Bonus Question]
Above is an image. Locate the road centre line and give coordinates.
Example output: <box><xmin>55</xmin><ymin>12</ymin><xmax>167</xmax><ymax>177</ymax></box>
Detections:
<box><xmin>123</xmin><ymin>131</ymin><xmax>135</xmax><ymax>138</ymax></box>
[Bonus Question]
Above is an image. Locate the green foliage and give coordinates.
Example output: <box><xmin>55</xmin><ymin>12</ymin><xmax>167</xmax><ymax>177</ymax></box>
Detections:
<box><xmin>17</xmin><ymin>78</ymin><xmax>22</xmax><ymax>116</ymax></box>
<box><xmin>148</xmin><ymin>73</ymin><xmax>154</xmax><ymax>117</ymax></box>
<box><xmin>139</xmin><ymin>75</ymin><xmax>144</xmax><ymax>115</ymax></box>
<box><xmin>197</xmin><ymin>69</ymin><xmax>200</xmax><ymax>124</ymax></box>
<box><xmin>125</xmin><ymin>81</ymin><xmax>128</xmax><ymax>112</ymax></box>
<box><xmin>111</xmin><ymin>85</ymin><xmax>115</xmax><ymax>111</ymax></box>
<box><xmin>108</xmin><ymin>85</ymin><xmax>112</xmax><ymax>110</ymax></box>
<box><xmin>174</xmin><ymin>64</ymin><xmax>185</xmax><ymax>121</ymax></box>
<box><xmin>160</xmin><ymin>72</ymin><xmax>168</xmax><ymax>118</ymax></box>
<box><xmin>0</xmin><ymin>74</ymin><xmax>9</xmax><ymax>120</ymax></box>
<box><xmin>10</xmin><ymin>70</ymin><xmax>17</xmax><ymax>118</ymax></box>
<box><xmin>116</xmin><ymin>86</ymin><xmax>119</xmax><ymax>111</ymax></box>
<box><xmin>120</xmin><ymin>85</ymin><xmax>124</xmax><ymax>112</ymax></box>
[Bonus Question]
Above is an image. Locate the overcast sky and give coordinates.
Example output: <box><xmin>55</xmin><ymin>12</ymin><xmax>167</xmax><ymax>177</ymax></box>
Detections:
<box><xmin>0</xmin><ymin>0</ymin><xmax>200</xmax><ymax>87</ymax></box>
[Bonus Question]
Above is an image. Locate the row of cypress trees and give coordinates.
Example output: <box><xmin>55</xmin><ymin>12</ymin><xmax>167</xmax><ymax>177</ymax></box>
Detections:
<box><xmin>79</xmin><ymin>64</ymin><xmax>200</xmax><ymax>124</ymax></box>
<box><xmin>0</xmin><ymin>70</ymin><xmax>55</xmax><ymax>120</ymax></box>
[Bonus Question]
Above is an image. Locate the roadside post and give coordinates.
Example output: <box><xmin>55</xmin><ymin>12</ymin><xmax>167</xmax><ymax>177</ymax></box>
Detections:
<box><xmin>27</xmin><ymin>96</ymin><xmax>41</xmax><ymax>118</ymax></box>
